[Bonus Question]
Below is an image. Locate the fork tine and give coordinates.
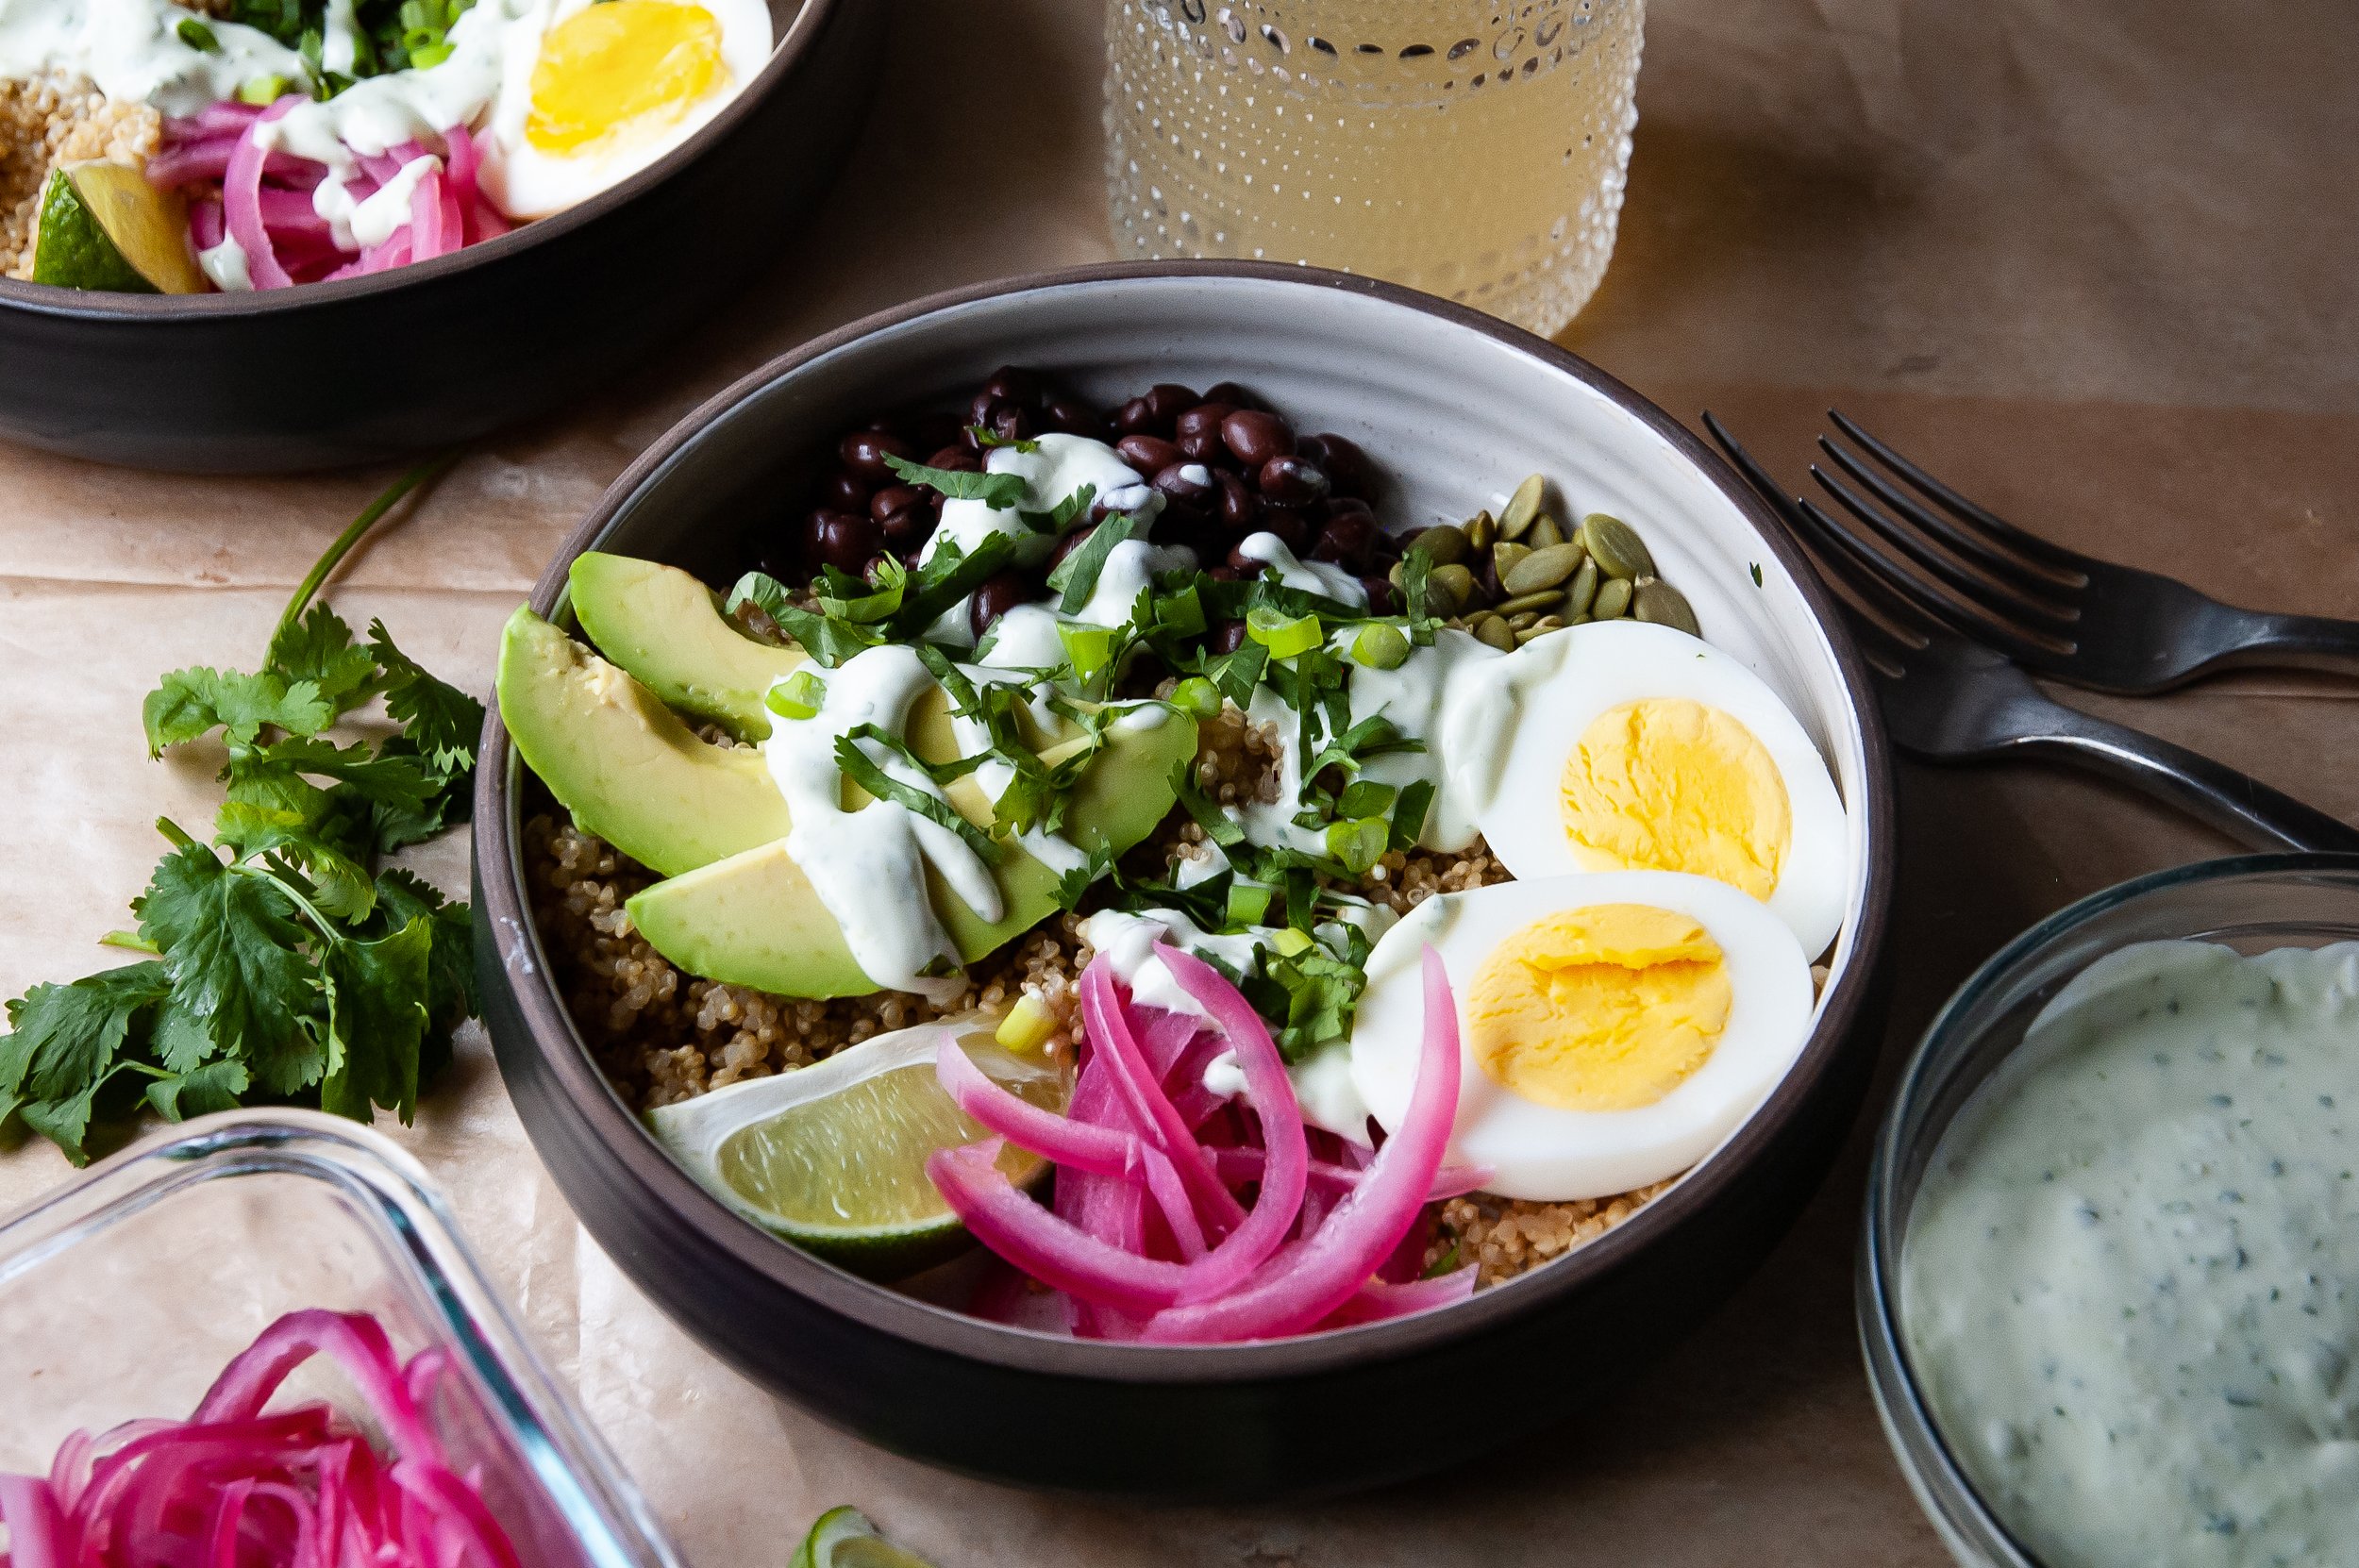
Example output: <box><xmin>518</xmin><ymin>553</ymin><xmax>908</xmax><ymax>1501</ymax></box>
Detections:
<box><xmin>1699</xmin><ymin>411</ymin><xmax>1932</xmax><ymax>661</ymax></box>
<box><xmin>1793</xmin><ymin>490</ymin><xmax>2070</xmax><ymax>669</ymax></box>
<box><xmin>1827</xmin><ymin>409</ymin><xmax>2087</xmax><ymax>575</ymax></box>
<box><xmin>1814</xmin><ymin>434</ymin><xmax>2082</xmax><ymax>604</ymax></box>
<box><xmin>1808</xmin><ymin>459</ymin><xmax>2079</xmax><ymax>637</ymax></box>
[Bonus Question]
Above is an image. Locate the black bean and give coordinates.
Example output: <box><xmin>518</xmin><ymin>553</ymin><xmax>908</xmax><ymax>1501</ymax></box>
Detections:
<box><xmin>819</xmin><ymin>471</ymin><xmax>870</xmax><ymax>511</ymax></box>
<box><xmin>1153</xmin><ymin>460</ymin><xmax>1217</xmax><ymax>508</ymax></box>
<box><xmin>1047</xmin><ymin>525</ymin><xmax>1095</xmax><ymax>571</ymax></box>
<box><xmin>1259</xmin><ymin>454</ymin><xmax>1330</xmax><ymax>506</ymax></box>
<box><xmin>1154</xmin><ymin>504</ymin><xmax>1219</xmax><ymax>559</ymax></box>
<box><xmin>868</xmin><ymin>485</ymin><xmax>923</xmax><ymax>524</ymax></box>
<box><xmin>1142</xmin><ymin>382</ymin><xmax>1198</xmax><ymax>424</ymax></box>
<box><xmin>925</xmin><ymin>444</ymin><xmax>981</xmax><ymax>473</ymax></box>
<box><xmin>1174</xmin><ymin>403</ymin><xmax>1235</xmax><ymax>463</ymax></box>
<box><xmin>982</xmin><ymin>365</ymin><xmax>1041</xmax><ymax>407</ymax></box>
<box><xmin>968</xmin><ymin>570</ymin><xmax>1033</xmax><ymax>638</ymax></box>
<box><xmin>1297</xmin><ymin>433</ymin><xmax>1377</xmax><ymax>500</ymax></box>
<box><xmin>1117</xmin><ymin>434</ymin><xmax>1183</xmax><ymax>475</ymax></box>
<box><xmin>1203</xmin><ymin>380</ymin><xmax>1257</xmax><ymax>409</ymax></box>
<box><xmin>1113</xmin><ymin>395</ymin><xmax>1157</xmax><ymax>436</ymax></box>
<box><xmin>1360</xmin><ymin>575</ymin><xmax>1396</xmax><ymax>615</ymax></box>
<box><xmin>1044</xmin><ymin>396</ymin><xmax>1108</xmax><ymax>439</ymax></box>
<box><xmin>912</xmin><ymin>409</ymin><xmax>965</xmax><ymax>454</ymax></box>
<box><xmin>878</xmin><ymin>506</ymin><xmax>931</xmax><ymax>552</ymax></box>
<box><xmin>1221</xmin><ymin>409</ymin><xmax>1294</xmax><ymax>467</ymax></box>
<box><xmin>807</xmin><ymin>509</ymin><xmax>882</xmax><ymax>573</ymax></box>
<box><xmin>1311</xmin><ymin>510</ymin><xmax>1380</xmax><ymax>568</ymax></box>
<box><xmin>968</xmin><ymin>390</ymin><xmax>1003</xmax><ymax>431</ymax></box>
<box><xmin>1213</xmin><ymin>618</ymin><xmax>1248</xmax><ymax>654</ymax></box>
<box><xmin>991</xmin><ymin>404</ymin><xmax>1036</xmax><ymax>444</ymax></box>
<box><xmin>1214</xmin><ymin>471</ymin><xmax>1260</xmax><ymax>531</ymax></box>
<box><xmin>839</xmin><ymin>430</ymin><xmax>916</xmax><ymax>482</ymax></box>
<box><xmin>1255</xmin><ymin>507</ymin><xmax>1313</xmax><ymax>554</ymax></box>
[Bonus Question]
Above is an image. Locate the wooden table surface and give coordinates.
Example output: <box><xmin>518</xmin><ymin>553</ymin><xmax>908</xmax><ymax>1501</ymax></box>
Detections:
<box><xmin>5</xmin><ymin>0</ymin><xmax>2355</xmax><ymax>1562</ymax></box>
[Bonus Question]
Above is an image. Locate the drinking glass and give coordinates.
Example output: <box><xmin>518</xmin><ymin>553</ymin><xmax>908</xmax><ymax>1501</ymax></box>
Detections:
<box><xmin>1104</xmin><ymin>0</ymin><xmax>1646</xmax><ymax>336</ymax></box>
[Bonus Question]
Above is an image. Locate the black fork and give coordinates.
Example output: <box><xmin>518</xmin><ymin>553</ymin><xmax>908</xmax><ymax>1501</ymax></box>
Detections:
<box><xmin>1706</xmin><ymin>413</ymin><xmax>2359</xmax><ymax>854</ymax></box>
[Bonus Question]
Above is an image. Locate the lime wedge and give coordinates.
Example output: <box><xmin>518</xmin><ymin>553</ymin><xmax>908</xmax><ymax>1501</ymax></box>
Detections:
<box><xmin>791</xmin><ymin>1508</ymin><xmax>936</xmax><ymax>1568</ymax></box>
<box><xmin>648</xmin><ymin>1015</ymin><xmax>1069</xmax><ymax>1277</ymax></box>
<box><xmin>31</xmin><ymin>161</ymin><xmax>207</xmax><ymax>294</ymax></box>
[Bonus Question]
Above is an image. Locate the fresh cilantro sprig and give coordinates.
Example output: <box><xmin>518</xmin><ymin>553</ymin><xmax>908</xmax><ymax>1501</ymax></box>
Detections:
<box><xmin>0</xmin><ymin>459</ymin><xmax>481</xmax><ymax>1164</ymax></box>
<box><xmin>883</xmin><ymin>453</ymin><xmax>1029</xmax><ymax>511</ymax></box>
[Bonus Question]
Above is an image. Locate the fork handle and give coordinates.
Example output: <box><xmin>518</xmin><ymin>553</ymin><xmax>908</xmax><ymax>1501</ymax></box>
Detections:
<box><xmin>2220</xmin><ymin>609</ymin><xmax>2359</xmax><ymax>676</ymax></box>
<box><xmin>2032</xmin><ymin>710</ymin><xmax>2359</xmax><ymax>853</ymax></box>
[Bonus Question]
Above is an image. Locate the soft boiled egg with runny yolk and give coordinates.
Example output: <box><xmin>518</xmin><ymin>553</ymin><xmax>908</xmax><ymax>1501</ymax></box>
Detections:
<box><xmin>478</xmin><ymin>0</ymin><xmax>771</xmax><ymax>220</ymax></box>
<box><xmin>1443</xmin><ymin>618</ymin><xmax>1851</xmax><ymax>961</ymax></box>
<box><xmin>1348</xmin><ymin>872</ymin><xmax>1815</xmax><ymax>1201</ymax></box>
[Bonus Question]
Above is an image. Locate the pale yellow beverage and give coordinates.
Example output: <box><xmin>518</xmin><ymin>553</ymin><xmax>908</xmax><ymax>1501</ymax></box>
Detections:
<box><xmin>1105</xmin><ymin>0</ymin><xmax>1645</xmax><ymax>335</ymax></box>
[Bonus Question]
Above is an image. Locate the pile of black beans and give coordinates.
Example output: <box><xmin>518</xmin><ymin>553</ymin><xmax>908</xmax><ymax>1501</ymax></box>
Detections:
<box><xmin>761</xmin><ymin>368</ymin><xmax>1402</xmax><ymax>644</ymax></box>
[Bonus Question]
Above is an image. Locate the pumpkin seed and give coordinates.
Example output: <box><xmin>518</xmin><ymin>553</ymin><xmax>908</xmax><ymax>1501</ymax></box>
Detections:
<box><xmin>1567</xmin><ymin>612</ymin><xmax>1593</xmax><ymax>626</ymax></box>
<box><xmin>1564</xmin><ymin>557</ymin><xmax>1599</xmax><ymax>617</ymax></box>
<box><xmin>1514</xmin><ymin>616</ymin><xmax>1564</xmax><ymax>644</ymax></box>
<box><xmin>1491</xmin><ymin>540</ymin><xmax>1532</xmax><ymax>582</ymax></box>
<box><xmin>1410</xmin><ymin>523</ymin><xmax>1468</xmax><ymax>567</ymax></box>
<box><xmin>1579</xmin><ymin>512</ymin><xmax>1654</xmax><ymax>581</ymax></box>
<box><xmin>1498</xmin><ymin>475</ymin><xmax>1546</xmax><ymax>540</ymax></box>
<box><xmin>1507</xmin><ymin>610</ymin><xmax>1538</xmax><ymax>631</ymax></box>
<box><xmin>1501</xmin><ymin>541</ymin><xmax>1583</xmax><ymax>596</ymax></box>
<box><xmin>1388</xmin><ymin>559</ymin><xmax>1408</xmax><ymax>593</ymax></box>
<box><xmin>1465</xmin><ymin>510</ymin><xmax>1496</xmax><ymax>552</ymax></box>
<box><xmin>1473</xmin><ymin>614</ymin><xmax>1516</xmax><ymax>651</ymax></box>
<box><xmin>1350</xmin><ymin>621</ymin><xmax>1413</xmax><ymax>670</ymax></box>
<box><xmin>1495</xmin><ymin>588</ymin><xmax>1564</xmax><ymax>616</ymax></box>
<box><xmin>1632</xmin><ymin>578</ymin><xmax>1701</xmax><ymax>636</ymax></box>
<box><xmin>1528</xmin><ymin>513</ymin><xmax>1564</xmax><ymax>550</ymax></box>
<box><xmin>1592</xmin><ymin>575</ymin><xmax>1633</xmax><ymax>620</ymax></box>
<box><xmin>1427</xmin><ymin>563</ymin><xmax>1474</xmax><ymax>614</ymax></box>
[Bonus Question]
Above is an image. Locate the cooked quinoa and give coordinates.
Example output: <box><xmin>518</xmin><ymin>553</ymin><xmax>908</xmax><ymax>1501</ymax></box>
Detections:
<box><xmin>0</xmin><ymin>71</ymin><xmax>161</xmax><ymax>279</ymax></box>
<box><xmin>526</xmin><ymin>703</ymin><xmax>1669</xmax><ymax>1287</ymax></box>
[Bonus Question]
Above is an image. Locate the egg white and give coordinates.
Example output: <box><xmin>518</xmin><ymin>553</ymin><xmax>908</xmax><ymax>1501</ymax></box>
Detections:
<box><xmin>1443</xmin><ymin>619</ymin><xmax>1850</xmax><ymax>960</ymax></box>
<box><xmin>477</xmin><ymin>0</ymin><xmax>772</xmax><ymax>219</ymax></box>
<box><xmin>1347</xmin><ymin>871</ymin><xmax>1816</xmax><ymax>1201</ymax></box>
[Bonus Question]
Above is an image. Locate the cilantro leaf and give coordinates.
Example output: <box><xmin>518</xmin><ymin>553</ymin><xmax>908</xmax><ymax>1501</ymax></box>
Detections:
<box><xmin>892</xmin><ymin>532</ymin><xmax>1018</xmax><ymax>638</ymax></box>
<box><xmin>216</xmin><ymin>799</ymin><xmax>376</xmax><ymax>922</ymax></box>
<box><xmin>2</xmin><ymin>962</ymin><xmax>171</xmax><ymax>1108</ymax></box>
<box><xmin>319</xmin><ymin>915</ymin><xmax>432</xmax><ymax>1122</ymax></box>
<box><xmin>884</xmin><ymin>454</ymin><xmax>1029</xmax><ymax>510</ymax></box>
<box><xmin>1167</xmin><ymin>759</ymin><xmax>1245</xmax><ymax>847</ymax></box>
<box><xmin>367</xmin><ymin>868</ymin><xmax>477</xmax><ymax>1032</ymax></box>
<box><xmin>1017</xmin><ymin>482</ymin><xmax>1095</xmax><ymax>536</ymax></box>
<box><xmin>1046</xmin><ymin>510</ymin><xmax>1143</xmax><ymax>614</ymax></box>
<box><xmin>970</xmin><ymin>426</ymin><xmax>1040</xmax><ymax>454</ymax></box>
<box><xmin>144</xmin><ymin>1058</ymin><xmax>251</xmax><ymax>1122</ymax></box>
<box><xmin>727</xmin><ymin>573</ymin><xmax>885</xmax><ymax>668</ymax></box>
<box><xmin>136</xmin><ymin>843</ymin><xmax>324</xmax><ymax>1095</ymax></box>
<box><xmin>143</xmin><ymin>667</ymin><xmax>332</xmax><ymax>756</ymax></box>
<box><xmin>833</xmin><ymin>730</ymin><xmax>1002</xmax><ymax>864</ymax></box>
<box><xmin>268</xmin><ymin>604</ymin><xmax>378</xmax><ymax>717</ymax></box>
<box><xmin>367</xmin><ymin>620</ymin><xmax>484</xmax><ymax>776</ymax></box>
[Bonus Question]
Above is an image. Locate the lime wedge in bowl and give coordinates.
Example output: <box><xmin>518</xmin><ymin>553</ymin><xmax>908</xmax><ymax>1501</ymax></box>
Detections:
<box><xmin>792</xmin><ymin>1507</ymin><xmax>936</xmax><ymax>1568</ymax></box>
<box><xmin>31</xmin><ymin>161</ymin><xmax>208</xmax><ymax>294</ymax></box>
<box><xmin>647</xmin><ymin>1015</ymin><xmax>1069</xmax><ymax>1277</ymax></box>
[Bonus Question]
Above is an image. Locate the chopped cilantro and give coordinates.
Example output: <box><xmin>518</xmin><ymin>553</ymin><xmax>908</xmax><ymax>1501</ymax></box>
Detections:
<box><xmin>1017</xmin><ymin>482</ymin><xmax>1095</xmax><ymax>536</ymax></box>
<box><xmin>1046</xmin><ymin>510</ymin><xmax>1144</xmax><ymax>613</ymax></box>
<box><xmin>883</xmin><ymin>453</ymin><xmax>1029</xmax><ymax>510</ymax></box>
<box><xmin>969</xmin><ymin>427</ymin><xmax>1040</xmax><ymax>454</ymax></box>
<box><xmin>833</xmin><ymin>728</ymin><xmax>1002</xmax><ymax>864</ymax></box>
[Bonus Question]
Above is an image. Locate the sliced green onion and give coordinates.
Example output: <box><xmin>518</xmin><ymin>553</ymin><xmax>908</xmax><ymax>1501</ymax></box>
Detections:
<box><xmin>1166</xmin><ymin>676</ymin><xmax>1222</xmax><ymax>720</ymax></box>
<box><xmin>177</xmin><ymin>17</ymin><xmax>220</xmax><ymax>51</ymax></box>
<box><xmin>408</xmin><ymin>38</ymin><xmax>451</xmax><ymax>66</ymax></box>
<box><xmin>1349</xmin><ymin>621</ymin><xmax>1411</xmax><ymax>671</ymax></box>
<box><xmin>237</xmin><ymin>73</ymin><xmax>293</xmax><ymax>105</ymax></box>
<box><xmin>1246</xmin><ymin>606</ymin><xmax>1322</xmax><ymax>660</ymax></box>
<box><xmin>1325</xmin><ymin>816</ymin><xmax>1390</xmax><ymax>876</ymax></box>
<box><xmin>1226</xmin><ymin>881</ymin><xmax>1274</xmax><ymax>927</ymax></box>
<box><xmin>1056</xmin><ymin>622</ymin><xmax>1117</xmax><ymax>683</ymax></box>
<box><xmin>1270</xmin><ymin>926</ymin><xmax>1316</xmax><ymax>958</ymax></box>
<box><xmin>764</xmin><ymin>669</ymin><xmax>827</xmax><ymax>721</ymax></box>
<box><xmin>1155</xmin><ymin>583</ymin><xmax>1206</xmax><ymax>639</ymax></box>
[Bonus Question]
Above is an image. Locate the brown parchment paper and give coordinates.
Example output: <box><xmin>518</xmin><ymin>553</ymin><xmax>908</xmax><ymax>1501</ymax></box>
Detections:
<box><xmin>4</xmin><ymin>0</ymin><xmax>2357</xmax><ymax>1561</ymax></box>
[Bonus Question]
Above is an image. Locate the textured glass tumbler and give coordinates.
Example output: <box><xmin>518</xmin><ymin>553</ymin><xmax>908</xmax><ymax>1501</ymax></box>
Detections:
<box><xmin>1105</xmin><ymin>0</ymin><xmax>1644</xmax><ymax>335</ymax></box>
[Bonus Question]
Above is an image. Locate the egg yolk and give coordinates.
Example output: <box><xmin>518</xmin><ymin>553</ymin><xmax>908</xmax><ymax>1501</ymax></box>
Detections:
<box><xmin>526</xmin><ymin>0</ymin><xmax>726</xmax><ymax>155</ymax></box>
<box><xmin>1559</xmin><ymin>697</ymin><xmax>1790</xmax><ymax>903</ymax></box>
<box><xmin>1466</xmin><ymin>904</ymin><xmax>1732</xmax><ymax>1111</ymax></box>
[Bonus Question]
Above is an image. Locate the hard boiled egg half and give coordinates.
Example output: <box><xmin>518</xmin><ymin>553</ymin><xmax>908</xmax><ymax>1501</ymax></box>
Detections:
<box><xmin>1444</xmin><ymin>619</ymin><xmax>1850</xmax><ymax>959</ymax></box>
<box><xmin>1348</xmin><ymin>872</ymin><xmax>1815</xmax><ymax>1200</ymax></box>
<box><xmin>479</xmin><ymin>0</ymin><xmax>771</xmax><ymax>219</ymax></box>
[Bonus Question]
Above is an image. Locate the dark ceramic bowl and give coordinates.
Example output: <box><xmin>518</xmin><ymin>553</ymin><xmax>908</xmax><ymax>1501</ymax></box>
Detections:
<box><xmin>0</xmin><ymin>0</ymin><xmax>881</xmax><ymax>473</ymax></box>
<box><xmin>474</xmin><ymin>261</ymin><xmax>1899</xmax><ymax>1501</ymax></box>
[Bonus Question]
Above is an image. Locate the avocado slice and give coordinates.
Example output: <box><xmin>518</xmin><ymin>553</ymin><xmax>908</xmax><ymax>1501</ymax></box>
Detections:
<box><xmin>496</xmin><ymin>606</ymin><xmax>792</xmax><ymax>877</ymax></box>
<box><xmin>627</xmin><ymin>709</ymin><xmax>1200</xmax><ymax>998</ymax></box>
<box><xmin>568</xmin><ymin>552</ymin><xmax>809</xmax><ymax>742</ymax></box>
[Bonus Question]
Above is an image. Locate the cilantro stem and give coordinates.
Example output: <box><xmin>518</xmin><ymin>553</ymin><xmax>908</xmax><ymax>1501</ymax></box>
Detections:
<box><xmin>275</xmin><ymin>452</ymin><xmax>460</xmax><ymax>644</ymax></box>
<box><xmin>156</xmin><ymin>816</ymin><xmax>198</xmax><ymax>850</ymax></box>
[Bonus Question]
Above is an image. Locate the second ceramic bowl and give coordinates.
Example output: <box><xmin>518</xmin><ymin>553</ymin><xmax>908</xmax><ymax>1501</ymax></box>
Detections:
<box><xmin>475</xmin><ymin>261</ymin><xmax>1898</xmax><ymax>1500</ymax></box>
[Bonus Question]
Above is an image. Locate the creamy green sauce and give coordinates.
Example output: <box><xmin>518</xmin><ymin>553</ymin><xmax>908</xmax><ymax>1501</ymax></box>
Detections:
<box><xmin>1902</xmin><ymin>940</ymin><xmax>2359</xmax><ymax>1568</ymax></box>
